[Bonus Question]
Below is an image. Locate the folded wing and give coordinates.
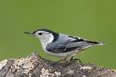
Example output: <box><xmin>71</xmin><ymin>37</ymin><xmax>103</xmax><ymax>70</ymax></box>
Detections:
<box><xmin>46</xmin><ymin>34</ymin><xmax>102</xmax><ymax>53</ymax></box>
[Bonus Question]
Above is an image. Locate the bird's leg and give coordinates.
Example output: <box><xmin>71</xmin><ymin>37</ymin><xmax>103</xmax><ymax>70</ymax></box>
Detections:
<box><xmin>63</xmin><ymin>56</ymin><xmax>82</xmax><ymax>63</ymax></box>
<box><xmin>50</xmin><ymin>57</ymin><xmax>69</xmax><ymax>66</ymax></box>
<box><xmin>64</xmin><ymin>51</ymin><xmax>83</xmax><ymax>64</ymax></box>
<box><xmin>71</xmin><ymin>57</ymin><xmax>82</xmax><ymax>64</ymax></box>
<box><xmin>56</xmin><ymin>55</ymin><xmax>74</xmax><ymax>64</ymax></box>
<box><xmin>51</xmin><ymin>56</ymin><xmax>72</xmax><ymax>64</ymax></box>
<box><xmin>70</xmin><ymin>49</ymin><xmax>84</xmax><ymax>63</ymax></box>
<box><xmin>51</xmin><ymin>51</ymin><xmax>83</xmax><ymax>66</ymax></box>
<box><xmin>50</xmin><ymin>56</ymin><xmax>82</xmax><ymax>66</ymax></box>
<box><xmin>63</xmin><ymin>55</ymin><xmax>73</xmax><ymax>62</ymax></box>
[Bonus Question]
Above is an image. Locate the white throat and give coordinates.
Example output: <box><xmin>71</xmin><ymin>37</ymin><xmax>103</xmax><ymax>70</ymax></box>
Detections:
<box><xmin>39</xmin><ymin>34</ymin><xmax>54</xmax><ymax>50</ymax></box>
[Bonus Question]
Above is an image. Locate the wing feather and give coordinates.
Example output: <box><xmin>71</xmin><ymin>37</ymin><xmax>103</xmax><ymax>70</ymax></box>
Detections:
<box><xmin>46</xmin><ymin>34</ymin><xmax>100</xmax><ymax>53</ymax></box>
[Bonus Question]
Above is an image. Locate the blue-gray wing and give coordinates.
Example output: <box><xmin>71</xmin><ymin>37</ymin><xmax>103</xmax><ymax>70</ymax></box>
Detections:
<box><xmin>46</xmin><ymin>34</ymin><xmax>100</xmax><ymax>53</ymax></box>
<box><xmin>46</xmin><ymin>41</ymin><xmax>78</xmax><ymax>53</ymax></box>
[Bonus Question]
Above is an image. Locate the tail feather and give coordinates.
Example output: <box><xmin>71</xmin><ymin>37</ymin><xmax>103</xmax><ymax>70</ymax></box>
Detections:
<box><xmin>86</xmin><ymin>40</ymin><xmax>104</xmax><ymax>46</ymax></box>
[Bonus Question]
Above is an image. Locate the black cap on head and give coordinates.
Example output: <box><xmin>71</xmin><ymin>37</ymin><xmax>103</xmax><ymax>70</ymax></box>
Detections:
<box><xmin>32</xmin><ymin>29</ymin><xmax>56</xmax><ymax>34</ymax></box>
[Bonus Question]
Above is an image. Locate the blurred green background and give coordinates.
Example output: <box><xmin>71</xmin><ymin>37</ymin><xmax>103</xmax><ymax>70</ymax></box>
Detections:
<box><xmin>0</xmin><ymin>0</ymin><xmax>115</xmax><ymax>68</ymax></box>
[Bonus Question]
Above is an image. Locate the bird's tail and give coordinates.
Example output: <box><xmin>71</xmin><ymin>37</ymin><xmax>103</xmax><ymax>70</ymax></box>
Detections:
<box><xmin>86</xmin><ymin>40</ymin><xmax>104</xmax><ymax>46</ymax></box>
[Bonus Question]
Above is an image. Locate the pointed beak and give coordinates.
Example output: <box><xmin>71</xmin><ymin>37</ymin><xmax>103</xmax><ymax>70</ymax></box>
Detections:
<box><xmin>24</xmin><ymin>32</ymin><xmax>33</xmax><ymax>35</ymax></box>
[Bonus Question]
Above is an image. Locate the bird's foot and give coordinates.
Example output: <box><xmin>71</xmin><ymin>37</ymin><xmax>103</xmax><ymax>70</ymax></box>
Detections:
<box><xmin>70</xmin><ymin>57</ymin><xmax>83</xmax><ymax>64</ymax></box>
<box><xmin>50</xmin><ymin>57</ymin><xmax>82</xmax><ymax>66</ymax></box>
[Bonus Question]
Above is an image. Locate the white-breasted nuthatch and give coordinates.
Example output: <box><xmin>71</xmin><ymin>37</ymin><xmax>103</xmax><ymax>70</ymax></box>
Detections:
<box><xmin>24</xmin><ymin>29</ymin><xmax>103</xmax><ymax>61</ymax></box>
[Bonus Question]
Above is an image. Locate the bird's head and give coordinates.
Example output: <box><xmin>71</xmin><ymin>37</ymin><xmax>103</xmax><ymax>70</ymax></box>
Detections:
<box><xmin>24</xmin><ymin>29</ymin><xmax>58</xmax><ymax>45</ymax></box>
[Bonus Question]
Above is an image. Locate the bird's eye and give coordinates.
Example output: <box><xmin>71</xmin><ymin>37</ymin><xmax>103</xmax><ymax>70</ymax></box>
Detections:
<box><xmin>38</xmin><ymin>33</ymin><xmax>43</xmax><ymax>35</ymax></box>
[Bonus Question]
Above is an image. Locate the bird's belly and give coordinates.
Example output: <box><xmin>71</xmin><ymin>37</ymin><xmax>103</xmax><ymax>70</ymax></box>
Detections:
<box><xmin>44</xmin><ymin>50</ymin><xmax>79</xmax><ymax>57</ymax></box>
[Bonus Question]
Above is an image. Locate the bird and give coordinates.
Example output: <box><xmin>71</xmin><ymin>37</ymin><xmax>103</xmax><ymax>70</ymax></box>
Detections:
<box><xmin>24</xmin><ymin>29</ymin><xmax>103</xmax><ymax>62</ymax></box>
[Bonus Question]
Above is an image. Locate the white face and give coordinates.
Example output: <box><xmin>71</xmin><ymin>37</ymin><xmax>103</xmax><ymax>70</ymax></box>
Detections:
<box><xmin>34</xmin><ymin>31</ymin><xmax>54</xmax><ymax>47</ymax></box>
